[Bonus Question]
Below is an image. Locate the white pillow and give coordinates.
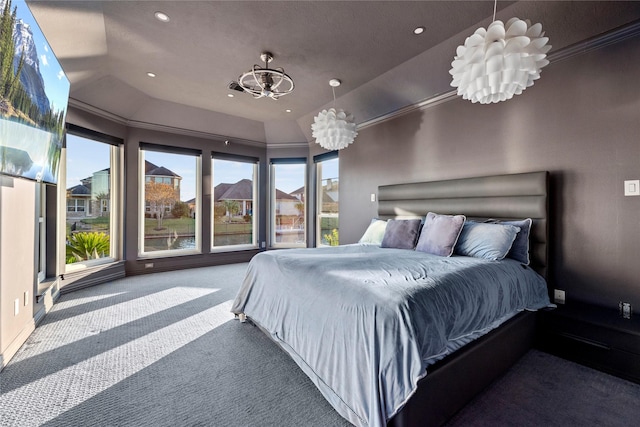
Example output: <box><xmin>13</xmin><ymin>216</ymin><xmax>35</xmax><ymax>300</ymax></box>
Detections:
<box><xmin>358</xmin><ymin>219</ymin><xmax>387</xmax><ymax>245</ymax></box>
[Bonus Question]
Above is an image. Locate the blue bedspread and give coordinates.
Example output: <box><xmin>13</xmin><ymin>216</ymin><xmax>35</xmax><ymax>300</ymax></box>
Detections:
<box><xmin>231</xmin><ymin>245</ymin><xmax>552</xmax><ymax>427</ymax></box>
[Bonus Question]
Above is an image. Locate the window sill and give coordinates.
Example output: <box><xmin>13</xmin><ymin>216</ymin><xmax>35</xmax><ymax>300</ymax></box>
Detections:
<box><xmin>65</xmin><ymin>257</ymin><xmax>119</xmax><ymax>273</ymax></box>
<box><xmin>210</xmin><ymin>244</ymin><xmax>259</xmax><ymax>253</ymax></box>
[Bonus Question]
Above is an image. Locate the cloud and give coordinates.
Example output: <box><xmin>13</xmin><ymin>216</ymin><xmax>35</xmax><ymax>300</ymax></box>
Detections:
<box><xmin>57</xmin><ymin>70</ymin><xmax>65</xmax><ymax>80</ymax></box>
<box><xmin>43</xmin><ymin>44</ymin><xmax>49</xmax><ymax>53</ymax></box>
<box><xmin>40</xmin><ymin>54</ymin><xmax>49</xmax><ymax>66</ymax></box>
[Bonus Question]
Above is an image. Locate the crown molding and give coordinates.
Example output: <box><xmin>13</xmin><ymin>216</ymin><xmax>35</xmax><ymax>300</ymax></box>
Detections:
<box><xmin>356</xmin><ymin>19</ymin><xmax>640</xmax><ymax>132</ymax></box>
<box><xmin>548</xmin><ymin>19</ymin><xmax>640</xmax><ymax>64</ymax></box>
<box><xmin>266</xmin><ymin>141</ymin><xmax>311</xmax><ymax>149</ymax></box>
<box><xmin>126</xmin><ymin>120</ymin><xmax>266</xmax><ymax>149</ymax></box>
<box><xmin>68</xmin><ymin>98</ymin><xmax>267</xmax><ymax>149</ymax></box>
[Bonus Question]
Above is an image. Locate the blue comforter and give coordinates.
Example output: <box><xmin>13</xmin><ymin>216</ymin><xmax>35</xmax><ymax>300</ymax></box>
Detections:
<box><xmin>231</xmin><ymin>245</ymin><xmax>551</xmax><ymax>427</ymax></box>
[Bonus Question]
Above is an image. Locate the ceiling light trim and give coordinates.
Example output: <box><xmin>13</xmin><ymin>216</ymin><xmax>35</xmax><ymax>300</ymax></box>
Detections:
<box><xmin>154</xmin><ymin>11</ymin><xmax>170</xmax><ymax>22</ymax></box>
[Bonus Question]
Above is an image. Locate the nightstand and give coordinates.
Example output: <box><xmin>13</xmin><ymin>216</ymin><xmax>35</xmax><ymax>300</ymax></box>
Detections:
<box><xmin>537</xmin><ymin>301</ymin><xmax>640</xmax><ymax>384</ymax></box>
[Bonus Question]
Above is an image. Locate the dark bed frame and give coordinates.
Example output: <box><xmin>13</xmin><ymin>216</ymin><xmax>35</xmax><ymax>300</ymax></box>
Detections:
<box><xmin>378</xmin><ymin>171</ymin><xmax>550</xmax><ymax>427</ymax></box>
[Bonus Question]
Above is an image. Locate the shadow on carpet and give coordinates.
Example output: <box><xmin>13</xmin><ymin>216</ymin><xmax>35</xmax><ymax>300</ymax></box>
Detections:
<box><xmin>445</xmin><ymin>349</ymin><xmax>640</xmax><ymax>426</ymax></box>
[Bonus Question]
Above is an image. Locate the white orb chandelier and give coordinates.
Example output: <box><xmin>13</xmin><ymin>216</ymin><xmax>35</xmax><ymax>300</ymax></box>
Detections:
<box><xmin>236</xmin><ymin>52</ymin><xmax>294</xmax><ymax>99</ymax></box>
<box><xmin>311</xmin><ymin>79</ymin><xmax>358</xmax><ymax>151</ymax></box>
<box><xmin>449</xmin><ymin>1</ymin><xmax>551</xmax><ymax>104</ymax></box>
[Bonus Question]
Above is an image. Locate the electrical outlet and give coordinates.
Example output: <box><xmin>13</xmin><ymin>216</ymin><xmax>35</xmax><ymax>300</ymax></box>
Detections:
<box><xmin>261</xmin><ymin>241</ymin><xmax>266</xmax><ymax>248</ymax></box>
<box><xmin>145</xmin><ymin>263</ymin><xmax>154</xmax><ymax>269</ymax></box>
<box><xmin>553</xmin><ymin>289</ymin><xmax>566</xmax><ymax>304</ymax></box>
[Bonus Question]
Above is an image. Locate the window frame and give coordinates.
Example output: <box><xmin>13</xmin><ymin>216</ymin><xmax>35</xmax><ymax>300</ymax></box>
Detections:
<box><xmin>269</xmin><ymin>157</ymin><xmax>307</xmax><ymax>248</ymax></box>
<box><xmin>211</xmin><ymin>153</ymin><xmax>259</xmax><ymax>252</ymax></box>
<box><xmin>63</xmin><ymin>125</ymin><xmax>123</xmax><ymax>272</ymax></box>
<box><xmin>314</xmin><ymin>151</ymin><xmax>339</xmax><ymax>247</ymax></box>
<box><xmin>138</xmin><ymin>143</ymin><xmax>202</xmax><ymax>258</ymax></box>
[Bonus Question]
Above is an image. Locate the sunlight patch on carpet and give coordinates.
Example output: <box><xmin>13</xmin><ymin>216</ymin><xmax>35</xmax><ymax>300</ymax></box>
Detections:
<box><xmin>0</xmin><ymin>299</ymin><xmax>234</xmax><ymax>425</ymax></box>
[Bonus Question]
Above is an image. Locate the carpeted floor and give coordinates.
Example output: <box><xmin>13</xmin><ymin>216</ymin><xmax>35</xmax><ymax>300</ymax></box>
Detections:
<box><xmin>1</xmin><ymin>262</ymin><xmax>639</xmax><ymax>426</ymax></box>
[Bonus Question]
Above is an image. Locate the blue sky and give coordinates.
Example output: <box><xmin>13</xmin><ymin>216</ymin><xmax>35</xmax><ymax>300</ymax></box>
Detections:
<box><xmin>16</xmin><ymin>0</ymin><xmax>70</xmax><ymax>114</ymax></box>
<box><xmin>67</xmin><ymin>134</ymin><xmax>339</xmax><ymax>203</ymax></box>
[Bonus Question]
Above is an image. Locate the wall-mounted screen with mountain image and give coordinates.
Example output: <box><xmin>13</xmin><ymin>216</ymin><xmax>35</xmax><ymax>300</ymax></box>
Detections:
<box><xmin>0</xmin><ymin>0</ymin><xmax>69</xmax><ymax>184</ymax></box>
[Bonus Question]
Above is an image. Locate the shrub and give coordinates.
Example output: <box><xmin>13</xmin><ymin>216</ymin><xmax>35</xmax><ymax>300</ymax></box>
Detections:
<box><xmin>324</xmin><ymin>229</ymin><xmax>339</xmax><ymax>246</ymax></box>
<box><xmin>171</xmin><ymin>201</ymin><xmax>189</xmax><ymax>218</ymax></box>
<box><xmin>66</xmin><ymin>232</ymin><xmax>110</xmax><ymax>263</ymax></box>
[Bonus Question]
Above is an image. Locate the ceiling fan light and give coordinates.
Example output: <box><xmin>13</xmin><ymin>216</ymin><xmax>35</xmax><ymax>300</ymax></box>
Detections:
<box><xmin>236</xmin><ymin>52</ymin><xmax>294</xmax><ymax>99</ymax></box>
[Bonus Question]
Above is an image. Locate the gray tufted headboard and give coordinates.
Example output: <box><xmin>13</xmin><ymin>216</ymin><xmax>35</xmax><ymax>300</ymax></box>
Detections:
<box><xmin>377</xmin><ymin>171</ymin><xmax>549</xmax><ymax>279</ymax></box>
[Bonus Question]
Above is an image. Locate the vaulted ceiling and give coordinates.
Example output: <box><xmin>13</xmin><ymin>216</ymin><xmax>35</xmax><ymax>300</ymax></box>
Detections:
<box><xmin>26</xmin><ymin>1</ymin><xmax>640</xmax><ymax>145</ymax></box>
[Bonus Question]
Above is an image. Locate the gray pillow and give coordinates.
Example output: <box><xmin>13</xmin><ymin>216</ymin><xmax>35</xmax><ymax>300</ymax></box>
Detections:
<box><xmin>454</xmin><ymin>221</ymin><xmax>520</xmax><ymax>260</ymax></box>
<box><xmin>380</xmin><ymin>219</ymin><xmax>422</xmax><ymax>249</ymax></box>
<box><xmin>485</xmin><ymin>218</ymin><xmax>532</xmax><ymax>264</ymax></box>
<box><xmin>415</xmin><ymin>212</ymin><xmax>466</xmax><ymax>256</ymax></box>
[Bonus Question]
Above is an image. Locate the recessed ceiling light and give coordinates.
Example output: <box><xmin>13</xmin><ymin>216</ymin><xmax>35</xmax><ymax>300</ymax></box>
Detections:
<box><xmin>146</xmin><ymin>72</ymin><xmax>156</xmax><ymax>78</ymax></box>
<box><xmin>154</xmin><ymin>11</ymin><xmax>170</xmax><ymax>22</ymax></box>
<box><xmin>414</xmin><ymin>26</ymin><xmax>425</xmax><ymax>35</ymax></box>
<box><xmin>227</xmin><ymin>93</ymin><xmax>234</xmax><ymax>98</ymax></box>
<box><xmin>285</xmin><ymin>109</ymin><xmax>292</xmax><ymax>113</ymax></box>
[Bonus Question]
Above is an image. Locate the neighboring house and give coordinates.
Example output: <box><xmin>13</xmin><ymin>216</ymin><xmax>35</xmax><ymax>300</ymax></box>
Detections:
<box><xmin>185</xmin><ymin>197</ymin><xmax>196</xmax><ymax>218</ymax></box>
<box><xmin>66</xmin><ymin>161</ymin><xmax>181</xmax><ymax>219</ymax></box>
<box><xmin>66</xmin><ymin>184</ymin><xmax>91</xmax><ymax>218</ymax></box>
<box><xmin>213</xmin><ymin>179</ymin><xmax>301</xmax><ymax>220</ymax></box>
<box><xmin>290</xmin><ymin>186</ymin><xmax>305</xmax><ymax>203</ymax></box>
<box><xmin>214</xmin><ymin>179</ymin><xmax>254</xmax><ymax>217</ymax></box>
<box><xmin>319</xmin><ymin>180</ymin><xmax>338</xmax><ymax>213</ymax></box>
<box><xmin>143</xmin><ymin>162</ymin><xmax>182</xmax><ymax>215</ymax></box>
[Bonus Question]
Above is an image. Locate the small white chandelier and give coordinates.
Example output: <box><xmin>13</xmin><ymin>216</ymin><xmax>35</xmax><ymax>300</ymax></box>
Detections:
<box><xmin>236</xmin><ymin>52</ymin><xmax>294</xmax><ymax>99</ymax></box>
<box><xmin>449</xmin><ymin>1</ymin><xmax>551</xmax><ymax>104</ymax></box>
<box><xmin>311</xmin><ymin>79</ymin><xmax>358</xmax><ymax>150</ymax></box>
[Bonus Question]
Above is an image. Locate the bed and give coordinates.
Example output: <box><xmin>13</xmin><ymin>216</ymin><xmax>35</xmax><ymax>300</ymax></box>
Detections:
<box><xmin>231</xmin><ymin>171</ymin><xmax>552</xmax><ymax>427</ymax></box>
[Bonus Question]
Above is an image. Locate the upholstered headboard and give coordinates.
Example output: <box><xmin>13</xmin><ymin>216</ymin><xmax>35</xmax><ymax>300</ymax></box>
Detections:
<box><xmin>377</xmin><ymin>171</ymin><xmax>549</xmax><ymax>279</ymax></box>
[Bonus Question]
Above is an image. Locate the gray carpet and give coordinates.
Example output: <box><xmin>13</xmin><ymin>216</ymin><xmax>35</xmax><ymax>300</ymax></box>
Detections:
<box><xmin>1</xmin><ymin>263</ymin><xmax>639</xmax><ymax>426</ymax></box>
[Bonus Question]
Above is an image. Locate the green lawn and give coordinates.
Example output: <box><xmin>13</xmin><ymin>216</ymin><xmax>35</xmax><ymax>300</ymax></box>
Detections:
<box><xmin>145</xmin><ymin>217</ymin><xmax>196</xmax><ymax>236</ymax></box>
<box><xmin>68</xmin><ymin>216</ymin><xmax>252</xmax><ymax>238</ymax></box>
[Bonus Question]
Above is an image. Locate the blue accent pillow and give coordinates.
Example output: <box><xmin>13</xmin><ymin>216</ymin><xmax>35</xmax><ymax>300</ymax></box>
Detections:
<box><xmin>415</xmin><ymin>212</ymin><xmax>466</xmax><ymax>256</ymax></box>
<box><xmin>380</xmin><ymin>219</ymin><xmax>422</xmax><ymax>249</ymax></box>
<box><xmin>455</xmin><ymin>221</ymin><xmax>520</xmax><ymax>260</ymax></box>
<box><xmin>485</xmin><ymin>218</ymin><xmax>532</xmax><ymax>265</ymax></box>
<box><xmin>359</xmin><ymin>219</ymin><xmax>388</xmax><ymax>245</ymax></box>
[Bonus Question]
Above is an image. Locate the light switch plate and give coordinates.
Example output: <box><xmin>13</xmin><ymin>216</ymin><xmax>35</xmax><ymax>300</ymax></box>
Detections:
<box><xmin>370</xmin><ymin>193</ymin><xmax>376</xmax><ymax>202</ymax></box>
<box><xmin>554</xmin><ymin>289</ymin><xmax>566</xmax><ymax>304</ymax></box>
<box><xmin>624</xmin><ymin>180</ymin><xmax>640</xmax><ymax>196</ymax></box>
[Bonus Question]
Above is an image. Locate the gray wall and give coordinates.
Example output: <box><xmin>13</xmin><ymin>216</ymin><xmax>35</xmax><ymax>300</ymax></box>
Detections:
<box><xmin>340</xmin><ymin>34</ymin><xmax>640</xmax><ymax>310</ymax></box>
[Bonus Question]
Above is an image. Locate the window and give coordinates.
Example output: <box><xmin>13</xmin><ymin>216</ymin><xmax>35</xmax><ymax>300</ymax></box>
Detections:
<box><xmin>64</xmin><ymin>131</ymin><xmax>121</xmax><ymax>268</ymax></box>
<box><xmin>316</xmin><ymin>153</ymin><xmax>339</xmax><ymax>246</ymax></box>
<box><xmin>139</xmin><ymin>144</ymin><xmax>200</xmax><ymax>256</ymax></box>
<box><xmin>270</xmin><ymin>158</ymin><xmax>306</xmax><ymax>247</ymax></box>
<box><xmin>66</xmin><ymin>199</ymin><xmax>86</xmax><ymax>212</ymax></box>
<box><xmin>212</xmin><ymin>155</ymin><xmax>259</xmax><ymax>249</ymax></box>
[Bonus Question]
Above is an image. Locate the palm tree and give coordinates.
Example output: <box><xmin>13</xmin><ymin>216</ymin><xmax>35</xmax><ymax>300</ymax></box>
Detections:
<box><xmin>223</xmin><ymin>199</ymin><xmax>240</xmax><ymax>221</ymax></box>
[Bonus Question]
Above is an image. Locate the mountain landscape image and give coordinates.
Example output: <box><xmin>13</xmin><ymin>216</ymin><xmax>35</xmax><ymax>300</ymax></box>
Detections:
<box><xmin>0</xmin><ymin>0</ymin><xmax>69</xmax><ymax>183</ymax></box>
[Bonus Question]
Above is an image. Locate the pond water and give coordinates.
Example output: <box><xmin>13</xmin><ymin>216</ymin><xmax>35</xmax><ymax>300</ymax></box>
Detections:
<box><xmin>145</xmin><ymin>234</ymin><xmax>254</xmax><ymax>251</ymax></box>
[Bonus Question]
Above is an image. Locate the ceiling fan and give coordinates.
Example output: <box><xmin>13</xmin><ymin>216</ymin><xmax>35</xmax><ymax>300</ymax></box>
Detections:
<box><xmin>229</xmin><ymin>52</ymin><xmax>294</xmax><ymax>100</ymax></box>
